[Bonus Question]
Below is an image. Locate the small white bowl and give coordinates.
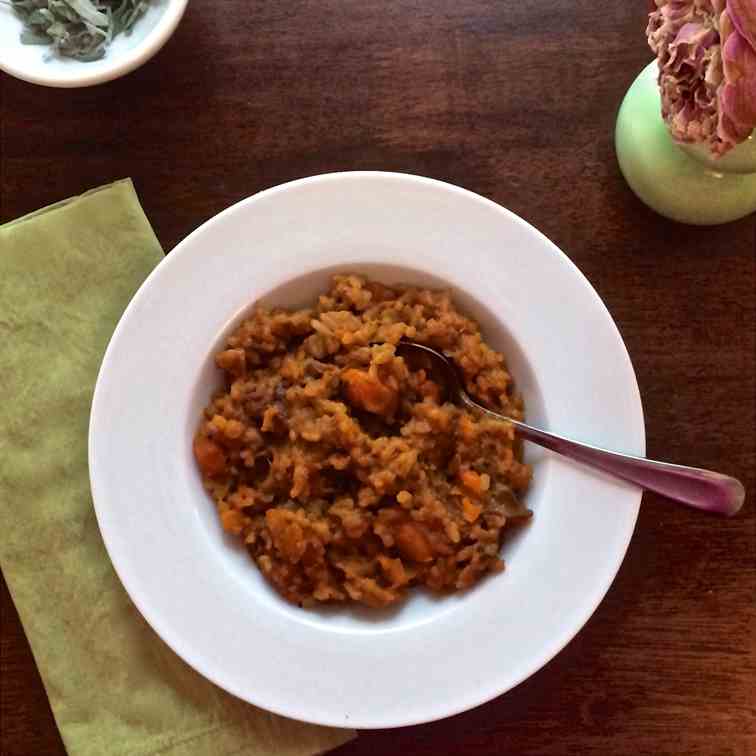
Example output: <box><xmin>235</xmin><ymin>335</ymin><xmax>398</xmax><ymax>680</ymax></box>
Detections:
<box><xmin>0</xmin><ymin>0</ymin><xmax>187</xmax><ymax>87</ymax></box>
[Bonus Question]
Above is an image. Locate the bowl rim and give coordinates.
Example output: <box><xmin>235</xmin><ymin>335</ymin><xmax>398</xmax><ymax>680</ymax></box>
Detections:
<box><xmin>89</xmin><ymin>171</ymin><xmax>645</xmax><ymax>727</ymax></box>
<box><xmin>0</xmin><ymin>0</ymin><xmax>188</xmax><ymax>88</ymax></box>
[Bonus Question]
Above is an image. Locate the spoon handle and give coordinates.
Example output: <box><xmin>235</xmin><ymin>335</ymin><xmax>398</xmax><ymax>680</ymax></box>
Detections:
<box><xmin>465</xmin><ymin>399</ymin><xmax>744</xmax><ymax>516</ymax></box>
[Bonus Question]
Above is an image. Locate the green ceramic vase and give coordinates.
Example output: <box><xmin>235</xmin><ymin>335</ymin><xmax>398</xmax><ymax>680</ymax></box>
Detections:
<box><xmin>615</xmin><ymin>61</ymin><xmax>756</xmax><ymax>225</ymax></box>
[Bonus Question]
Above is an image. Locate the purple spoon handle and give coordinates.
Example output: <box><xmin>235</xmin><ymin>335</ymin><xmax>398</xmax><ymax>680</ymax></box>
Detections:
<box><xmin>462</xmin><ymin>396</ymin><xmax>745</xmax><ymax>516</ymax></box>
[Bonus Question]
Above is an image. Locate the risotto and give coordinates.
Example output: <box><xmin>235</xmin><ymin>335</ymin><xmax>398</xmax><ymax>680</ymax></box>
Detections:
<box><xmin>194</xmin><ymin>275</ymin><xmax>532</xmax><ymax>608</ymax></box>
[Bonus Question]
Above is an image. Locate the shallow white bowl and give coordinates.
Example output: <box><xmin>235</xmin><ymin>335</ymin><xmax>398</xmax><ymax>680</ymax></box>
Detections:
<box><xmin>0</xmin><ymin>0</ymin><xmax>187</xmax><ymax>87</ymax></box>
<box><xmin>89</xmin><ymin>172</ymin><xmax>645</xmax><ymax>728</ymax></box>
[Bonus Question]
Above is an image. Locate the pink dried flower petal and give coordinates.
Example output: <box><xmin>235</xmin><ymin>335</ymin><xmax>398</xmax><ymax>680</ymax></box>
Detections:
<box><xmin>726</xmin><ymin>0</ymin><xmax>756</xmax><ymax>50</ymax></box>
<box><xmin>717</xmin><ymin>18</ymin><xmax>756</xmax><ymax>147</ymax></box>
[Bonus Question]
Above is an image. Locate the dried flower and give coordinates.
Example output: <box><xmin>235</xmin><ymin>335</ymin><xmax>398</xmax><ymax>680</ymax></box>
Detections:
<box><xmin>648</xmin><ymin>0</ymin><xmax>756</xmax><ymax>155</ymax></box>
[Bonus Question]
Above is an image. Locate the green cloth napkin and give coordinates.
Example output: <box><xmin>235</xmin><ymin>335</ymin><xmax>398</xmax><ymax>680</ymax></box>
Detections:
<box><xmin>0</xmin><ymin>180</ymin><xmax>355</xmax><ymax>756</ymax></box>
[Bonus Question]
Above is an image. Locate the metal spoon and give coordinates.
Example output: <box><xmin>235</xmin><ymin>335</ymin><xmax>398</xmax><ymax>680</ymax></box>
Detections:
<box><xmin>396</xmin><ymin>341</ymin><xmax>745</xmax><ymax>516</ymax></box>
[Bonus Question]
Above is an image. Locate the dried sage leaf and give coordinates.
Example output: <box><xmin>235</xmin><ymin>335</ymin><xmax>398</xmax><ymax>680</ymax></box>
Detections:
<box><xmin>3</xmin><ymin>0</ymin><xmax>151</xmax><ymax>61</ymax></box>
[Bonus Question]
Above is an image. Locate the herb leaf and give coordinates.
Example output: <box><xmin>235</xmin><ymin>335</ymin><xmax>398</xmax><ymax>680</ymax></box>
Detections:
<box><xmin>5</xmin><ymin>0</ymin><xmax>151</xmax><ymax>61</ymax></box>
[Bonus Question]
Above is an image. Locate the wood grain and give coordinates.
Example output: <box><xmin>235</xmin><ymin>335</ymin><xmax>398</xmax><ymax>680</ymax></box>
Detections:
<box><xmin>2</xmin><ymin>2</ymin><xmax>754</xmax><ymax>755</ymax></box>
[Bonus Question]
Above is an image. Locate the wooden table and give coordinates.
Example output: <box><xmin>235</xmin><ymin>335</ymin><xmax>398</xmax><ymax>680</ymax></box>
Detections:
<box><xmin>2</xmin><ymin>2</ymin><xmax>754</xmax><ymax>754</ymax></box>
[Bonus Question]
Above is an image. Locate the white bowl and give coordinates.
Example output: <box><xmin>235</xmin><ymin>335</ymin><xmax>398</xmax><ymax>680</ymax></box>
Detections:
<box><xmin>0</xmin><ymin>0</ymin><xmax>187</xmax><ymax>87</ymax></box>
<box><xmin>89</xmin><ymin>172</ymin><xmax>645</xmax><ymax>727</ymax></box>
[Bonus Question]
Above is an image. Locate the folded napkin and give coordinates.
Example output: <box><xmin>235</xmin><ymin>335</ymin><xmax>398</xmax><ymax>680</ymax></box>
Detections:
<box><xmin>0</xmin><ymin>180</ymin><xmax>354</xmax><ymax>756</ymax></box>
